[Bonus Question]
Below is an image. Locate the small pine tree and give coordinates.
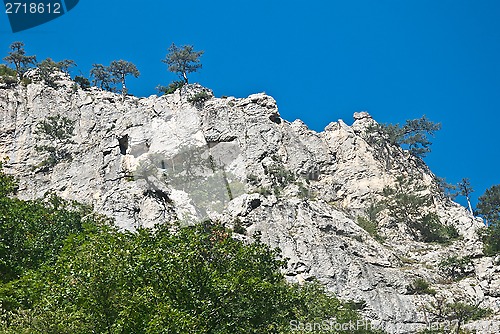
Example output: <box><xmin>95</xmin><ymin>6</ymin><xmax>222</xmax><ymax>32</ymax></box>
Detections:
<box><xmin>56</xmin><ymin>59</ymin><xmax>76</xmax><ymax>74</ymax></box>
<box><xmin>457</xmin><ymin>178</ymin><xmax>474</xmax><ymax>215</ymax></box>
<box><xmin>367</xmin><ymin>115</ymin><xmax>441</xmax><ymax>158</ymax></box>
<box><xmin>3</xmin><ymin>41</ymin><xmax>36</xmax><ymax>79</ymax></box>
<box><xmin>383</xmin><ymin>176</ymin><xmax>458</xmax><ymax>243</ymax></box>
<box><xmin>476</xmin><ymin>184</ymin><xmax>500</xmax><ymax>225</ymax></box>
<box><xmin>476</xmin><ymin>184</ymin><xmax>500</xmax><ymax>255</ymax></box>
<box><xmin>109</xmin><ymin>59</ymin><xmax>140</xmax><ymax>95</ymax></box>
<box><xmin>90</xmin><ymin>64</ymin><xmax>113</xmax><ymax>91</ymax></box>
<box><xmin>162</xmin><ymin>43</ymin><xmax>204</xmax><ymax>84</ymax></box>
<box><xmin>37</xmin><ymin>58</ymin><xmax>60</xmax><ymax>88</ymax></box>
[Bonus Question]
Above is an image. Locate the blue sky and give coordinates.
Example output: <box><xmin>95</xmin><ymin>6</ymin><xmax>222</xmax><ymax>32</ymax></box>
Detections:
<box><xmin>1</xmin><ymin>0</ymin><xmax>499</xmax><ymax>208</ymax></box>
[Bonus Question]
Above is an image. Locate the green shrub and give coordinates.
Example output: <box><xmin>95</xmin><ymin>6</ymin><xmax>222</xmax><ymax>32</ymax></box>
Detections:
<box><xmin>20</xmin><ymin>77</ymin><xmax>31</xmax><ymax>86</ymax></box>
<box><xmin>0</xmin><ymin>64</ymin><xmax>16</xmax><ymax>77</ymax></box>
<box><xmin>157</xmin><ymin>80</ymin><xmax>185</xmax><ymax>95</ymax></box>
<box><xmin>0</xmin><ymin>65</ymin><xmax>17</xmax><ymax>87</ymax></box>
<box><xmin>356</xmin><ymin>216</ymin><xmax>384</xmax><ymax>242</ymax></box>
<box><xmin>74</xmin><ymin>75</ymin><xmax>91</xmax><ymax>90</ymax></box>
<box><xmin>438</xmin><ymin>256</ymin><xmax>474</xmax><ymax>280</ymax></box>
<box><xmin>0</xmin><ymin>165</ymin><xmax>92</xmax><ymax>283</ymax></box>
<box><xmin>188</xmin><ymin>90</ymin><xmax>211</xmax><ymax>104</ymax></box>
<box><xmin>407</xmin><ymin>278</ymin><xmax>436</xmax><ymax>295</ymax></box>
<box><xmin>34</xmin><ymin>115</ymin><xmax>75</xmax><ymax>170</ymax></box>
<box><xmin>233</xmin><ymin>219</ymin><xmax>246</xmax><ymax>234</ymax></box>
<box><xmin>0</xmin><ymin>213</ymin><xmax>382</xmax><ymax>333</ymax></box>
<box><xmin>383</xmin><ymin>176</ymin><xmax>459</xmax><ymax>243</ymax></box>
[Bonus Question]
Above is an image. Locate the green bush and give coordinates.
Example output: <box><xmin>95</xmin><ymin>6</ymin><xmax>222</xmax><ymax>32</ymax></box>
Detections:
<box><xmin>157</xmin><ymin>80</ymin><xmax>185</xmax><ymax>95</ymax></box>
<box><xmin>0</xmin><ymin>164</ymin><xmax>383</xmax><ymax>333</ymax></box>
<box><xmin>34</xmin><ymin>115</ymin><xmax>75</xmax><ymax>170</ymax></box>
<box><xmin>0</xmin><ymin>64</ymin><xmax>16</xmax><ymax>77</ymax></box>
<box><xmin>0</xmin><ymin>65</ymin><xmax>17</xmax><ymax>87</ymax></box>
<box><xmin>0</xmin><ymin>222</ymin><xmax>381</xmax><ymax>333</ymax></box>
<box><xmin>407</xmin><ymin>278</ymin><xmax>436</xmax><ymax>295</ymax></box>
<box><xmin>383</xmin><ymin>176</ymin><xmax>459</xmax><ymax>243</ymax></box>
<box><xmin>438</xmin><ymin>256</ymin><xmax>474</xmax><ymax>280</ymax></box>
<box><xmin>356</xmin><ymin>216</ymin><xmax>384</xmax><ymax>242</ymax></box>
<box><xmin>233</xmin><ymin>218</ymin><xmax>247</xmax><ymax>234</ymax></box>
<box><xmin>188</xmin><ymin>90</ymin><xmax>211</xmax><ymax>104</ymax></box>
<box><xmin>74</xmin><ymin>75</ymin><xmax>91</xmax><ymax>90</ymax></box>
<box><xmin>0</xmin><ymin>167</ymin><xmax>91</xmax><ymax>283</ymax></box>
<box><xmin>20</xmin><ymin>77</ymin><xmax>31</xmax><ymax>86</ymax></box>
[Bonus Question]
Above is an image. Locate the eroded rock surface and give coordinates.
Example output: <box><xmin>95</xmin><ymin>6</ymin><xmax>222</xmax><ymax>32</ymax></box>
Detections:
<box><xmin>1</xmin><ymin>81</ymin><xmax>498</xmax><ymax>333</ymax></box>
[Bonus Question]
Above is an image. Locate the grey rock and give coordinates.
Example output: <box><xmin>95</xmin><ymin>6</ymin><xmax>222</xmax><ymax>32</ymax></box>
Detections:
<box><xmin>0</xmin><ymin>82</ymin><xmax>498</xmax><ymax>333</ymax></box>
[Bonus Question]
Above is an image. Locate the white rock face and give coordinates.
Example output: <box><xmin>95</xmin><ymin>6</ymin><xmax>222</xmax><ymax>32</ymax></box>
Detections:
<box><xmin>0</xmin><ymin>82</ymin><xmax>498</xmax><ymax>333</ymax></box>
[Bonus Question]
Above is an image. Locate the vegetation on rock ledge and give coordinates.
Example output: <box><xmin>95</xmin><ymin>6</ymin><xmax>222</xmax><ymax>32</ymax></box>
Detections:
<box><xmin>0</xmin><ymin>165</ymin><xmax>381</xmax><ymax>334</ymax></box>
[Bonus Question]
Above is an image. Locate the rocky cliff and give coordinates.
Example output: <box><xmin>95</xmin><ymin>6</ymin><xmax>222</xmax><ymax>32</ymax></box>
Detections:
<box><xmin>0</xmin><ymin>78</ymin><xmax>498</xmax><ymax>333</ymax></box>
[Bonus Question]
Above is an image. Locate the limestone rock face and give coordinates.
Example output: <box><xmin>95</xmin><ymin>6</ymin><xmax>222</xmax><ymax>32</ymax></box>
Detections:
<box><xmin>0</xmin><ymin>82</ymin><xmax>498</xmax><ymax>333</ymax></box>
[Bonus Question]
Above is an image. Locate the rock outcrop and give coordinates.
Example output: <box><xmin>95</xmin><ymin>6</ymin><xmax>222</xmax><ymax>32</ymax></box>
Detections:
<box><xmin>0</xmin><ymin>80</ymin><xmax>498</xmax><ymax>333</ymax></box>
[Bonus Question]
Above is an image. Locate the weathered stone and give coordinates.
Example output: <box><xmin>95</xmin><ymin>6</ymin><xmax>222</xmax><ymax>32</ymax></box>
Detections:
<box><xmin>0</xmin><ymin>82</ymin><xmax>498</xmax><ymax>333</ymax></box>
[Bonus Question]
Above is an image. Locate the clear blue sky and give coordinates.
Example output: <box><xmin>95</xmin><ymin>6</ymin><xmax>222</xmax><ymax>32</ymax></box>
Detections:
<box><xmin>1</xmin><ymin>0</ymin><xmax>499</xmax><ymax>208</ymax></box>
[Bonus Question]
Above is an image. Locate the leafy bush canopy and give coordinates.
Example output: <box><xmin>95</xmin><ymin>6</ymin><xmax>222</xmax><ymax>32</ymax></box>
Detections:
<box><xmin>0</xmin><ymin>165</ymin><xmax>381</xmax><ymax>333</ymax></box>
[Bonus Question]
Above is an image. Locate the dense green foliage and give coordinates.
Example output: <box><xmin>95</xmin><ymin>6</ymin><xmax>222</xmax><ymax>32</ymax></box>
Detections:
<box><xmin>0</xmin><ymin>165</ymin><xmax>380</xmax><ymax>333</ymax></box>
<box><xmin>0</xmin><ymin>165</ymin><xmax>89</xmax><ymax>282</ymax></box>
<box><xmin>163</xmin><ymin>43</ymin><xmax>204</xmax><ymax>83</ymax></box>
<box><xmin>367</xmin><ymin>116</ymin><xmax>441</xmax><ymax>158</ymax></box>
<box><xmin>383</xmin><ymin>176</ymin><xmax>459</xmax><ymax>243</ymax></box>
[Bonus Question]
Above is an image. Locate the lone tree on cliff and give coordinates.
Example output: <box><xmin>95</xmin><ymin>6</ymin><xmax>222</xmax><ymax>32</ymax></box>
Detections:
<box><xmin>458</xmin><ymin>178</ymin><xmax>474</xmax><ymax>215</ymax></box>
<box><xmin>3</xmin><ymin>41</ymin><xmax>36</xmax><ymax>79</ymax></box>
<box><xmin>367</xmin><ymin>115</ymin><xmax>442</xmax><ymax>159</ymax></box>
<box><xmin>109</xmin><ymin>60</ymin><xmax>140</xmax><ymax>95</ymax></box>
<box><xmin>162</xmin><ymin>43</ymin><xmax>204</xmax><ymax>84</ymax></box>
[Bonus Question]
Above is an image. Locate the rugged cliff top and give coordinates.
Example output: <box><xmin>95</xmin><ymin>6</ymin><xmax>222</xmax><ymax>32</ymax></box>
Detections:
<box><xmin>0</xmin><ymin>80</ymin><xmax>498</xmax><ymax>333</ymax></box>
